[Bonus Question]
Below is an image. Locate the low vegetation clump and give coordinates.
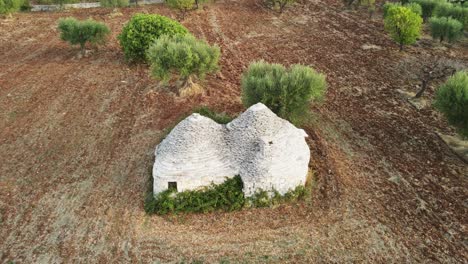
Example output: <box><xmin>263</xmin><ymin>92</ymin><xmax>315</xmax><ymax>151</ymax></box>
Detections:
<box><xmin>0</xmin><ymin>0</ymin><xmax>21</xmax><ymax>14</ymax></box>
<box><xmin>434</xmin><ymin>71</ymin><xmax>468</xmax><ymax>138</ymax></box>
<box><xmin>241</xmin><ymin>60</ymin><xmax>326</xmax><ymax>125</ymax></box>
<box><xmin>384</xmin><ymin>5</ymin><xmax>423</xmax><ymax>51</ymax></box>
<box><xmin>429</xmin><ymin>16</ymin><xmax>463</xmax><ymax>43</ymax></box>
<box><xmin>58</xmin><ymin>17</ymin><xmax>110</xmax><ymax>55</ymax></box>
<box><xmin>265</xmin><ymin>0</ymin><xmax>296</xmax><ymax>13</ymax></box>
<box><xmin>146</xmin><ymin>34</ymin><xmax>220</xmax><ymax>93</ymax></box>
<box><xmin>144</xmin><ymin>176</ymin><xmax>310</xmax><ymax>215</ymax></box>
<box><xmin>118</xmin><ymin>14</ymin><xmax>189</xmax><ymax>62</ymax></box>
<box><xmin>100</xmin><ymin>0</ymin><xmax>129</xmax><ymax>7</ymax></box>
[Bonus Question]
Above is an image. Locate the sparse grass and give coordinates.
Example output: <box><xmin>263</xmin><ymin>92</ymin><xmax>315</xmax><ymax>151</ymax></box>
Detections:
<box><xmin>192</xmin><ymin>106</ymin><xmax>235</xmax><ymax>124</ymax></box>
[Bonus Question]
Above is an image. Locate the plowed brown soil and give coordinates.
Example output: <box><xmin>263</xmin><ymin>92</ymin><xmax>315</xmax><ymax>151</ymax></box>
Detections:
<box><xmin>1</xmin><ymin>1</ymin><xmax>467</xmax><ymax>263</ymax></box>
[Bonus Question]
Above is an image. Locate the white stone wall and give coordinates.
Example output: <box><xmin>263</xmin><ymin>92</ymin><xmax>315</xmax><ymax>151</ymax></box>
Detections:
<box><xmin>153</xmin><ymin>103</ymin><xmax>310</xmax><ymax>197</ymax></box>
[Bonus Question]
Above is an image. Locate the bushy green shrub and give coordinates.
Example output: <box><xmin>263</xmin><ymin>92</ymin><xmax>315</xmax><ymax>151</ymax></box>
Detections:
<box><xmin>166</xmin><ymin>0</ymin><xmax>195</xmax><ymax>18</ymax></box>
<box><xmin>383</xmin><ymin>2</ymin><xmax>422</xmax><ymax>17</ymax></box>
<box><xmin>58</xmin><ymin>17</ymin><xmax>110</xmax><ymax>55</ymax></box>
<box><xmin>433</xmin><ymin>2</ymin><xmax>468</xmax><ymax>29</ymax></box>
<box><xmin>384</xmin><ymin>6</ymin><xmax>423</xmax><ymax>51</ymax></box>
<box><xmin>193</xmin><ymin>106</ymin><xmax>235</xmax><ymax>124</ymax></box>
<box><xmin>144</xmin><ymin>175</ymin><xmax>310</xmax><ymax>215</ymax></box>
<box><xmin>434</xmin><ymin>71</ymin><xmax>468</xmax><ymax>138</ymax></box>
<box><xmin>241</xmin><ymin>61</ymin><xmax>326</xmax><ymax>125</ymax></box>
<box><xmin>0</xmin><ymin>0</ymin><xmax>21</xmax><ymax>14</ymax></box>
<box><xmin>146</xmin><ymin>34</ymin><xmax>220</xmax><ymax>83</ymax></box>
<box><xmin>100</xmin><ymin>0</ymin><xmax>129</xmax><ymax>7</ymax></box>
<box><xmin>429</xmin><ymin>16</ymin><xmax>463</xmax><ymax>42</ymax></box>
<box><xmin>118</xmin><ymin>14</ymin><xmax>189</xmax><ymax>62</ymax></box>
<box><xmin>410</xmin><ymin>0</ymin><xmax>444</xmax><ymax>21</ymax></box>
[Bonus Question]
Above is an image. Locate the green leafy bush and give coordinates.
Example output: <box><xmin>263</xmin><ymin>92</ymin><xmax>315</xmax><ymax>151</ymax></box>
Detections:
<box><xmin>241</xmin><ymin>61</ymin><xmax>326</xmax><ymax>125</ymax></box>
<box><xmin>410</xmin><ymin>0</ymin><xmax>444</xmax><ymax>21</ymax></box>
<box><xmin>0</xmin><ymin>0</ymin><xmax>21</xmax><ymax>14</ymax></box>
<box><xmin>434</xmin><ymin>71</ymin><xmax>468</xmax><ymax>138</ymax></box>
<box><xmin>144</xmin><ymin>175</ymin><xmax>310</xmax><ymax>215</ymax></box>
<box><xmin>146</xmin><ymin>34</ymin><xmax>220</xmax><ymax>83</ymax></box>
<box><xmin>58</xmin><ymin>17</ymin><xmax>110</xmax><ymax>55</ymax></box>
<box><xmin>429</xmin><ymin>16</ymin><xmax>463</xmax><ymax>42</ymax></box>
<box><xmin>100</xmin><ymin>0</ymin><xmax>129</xmax><ymax>7</ymax></box>
<box><xmin>383</xmin><ymin>2</ymin><xmax>422</xmax><ymax>17</ymax></box>
<box><xmin>433</xmin><ymin>2</ymin><xmax>468</xmax><ymax>29</ymax></box>
<box><xmin>384</xmin><ymin>6</ymin><xmax>423</xmax><ymax>51</ymax></box>
<box><xmin>118</xmin><ymin>14</ymin><xmax>189</xmax><ymax>62</ymax></box>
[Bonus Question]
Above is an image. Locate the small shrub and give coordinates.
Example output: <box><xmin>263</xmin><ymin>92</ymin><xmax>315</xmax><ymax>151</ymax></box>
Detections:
<box><xmin>166</xmin><ymin>0</ymin><xmax>195</xmax><ymax>19</ymax></box>
<box><xmin>384</xmin><ymin>6</ymin><xmax>423</xmax><ymax>51</ymax></box>
<box><xmin>0</xmin><ymin>0</ymin><xmax>21</xmax><ymax>14</ymax></box>
<box><xmin>100</xmin><ymin>0</ymin><xmax>129</xmax><ymax>7</ymax></box>
<box><xmin>58</xmin><ymin>17</ymin><xmax>110</xmax><ymax>55</ymax></box>
<box><xmin>433</xmin><ymin>2</ymin><xmax>468</xmax><ymax>30</ymax></box>
<box><xmin>410</xmin><ymin>0</ymin><xmax>444</xmax><ymax>21</ymax></box>
<box><xmin>146</xmin><ymin>34</ymin><xmax>220</xmax><ymax>85</ymax></box>
<box><xmin>429</xmin><ymin>16</ymin><xmax>463</xmax><ymax>43</ymax></box>
<box><xmin>434</xmin><ymin>71</ymin><xmax>468</xmax><ymax>138</ymax></box>
<box><xmin>118</xmin><ymin>14</ymin><xmax>189</xmax><ymax>62</ymax></box>
<box><xmin>192</xmin><ymin>106</ymin><xmax>235</xmax><ymax>124</ymax></box>
<box><xmin>383</xmin><ymin>2</ymin><xmax>422</xmax><ymax>17</ymax></box>
<box><xmin>265</xmin><ymin>0</ymin><xmax>296</xmax><ymax>13</ymax></box>
<box><xmin>241</xmin><ymin>61</ymin><xmax>327</xmax><ymax>125</ymax></box>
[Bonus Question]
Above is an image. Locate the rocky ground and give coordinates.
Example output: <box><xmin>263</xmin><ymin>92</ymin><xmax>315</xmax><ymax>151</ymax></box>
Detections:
<box><xmin>0</xmin><ymin>0</ymin><xmax>467</xmax><ymax>263</ymax></box>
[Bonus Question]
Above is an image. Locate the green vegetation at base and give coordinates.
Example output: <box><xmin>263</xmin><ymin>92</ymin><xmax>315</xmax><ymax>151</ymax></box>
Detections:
<box><xmin>144</xmin><ymin>176</ymin><xmax>310</xmax><ymax>215</ymax></box>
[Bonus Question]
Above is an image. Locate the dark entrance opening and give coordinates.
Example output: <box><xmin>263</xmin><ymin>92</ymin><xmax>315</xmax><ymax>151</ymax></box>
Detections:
<box><xmin>168</xmin><ymin>182</ymin><xmax>178</xmax><ymax>191</ymax></box>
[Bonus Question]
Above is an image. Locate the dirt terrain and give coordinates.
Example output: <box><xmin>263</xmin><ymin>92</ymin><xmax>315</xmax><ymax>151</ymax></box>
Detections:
<box><xmin>1</xmin><ymin>0</ymin><xmax>467</xmax><ymax>263</ymax></box>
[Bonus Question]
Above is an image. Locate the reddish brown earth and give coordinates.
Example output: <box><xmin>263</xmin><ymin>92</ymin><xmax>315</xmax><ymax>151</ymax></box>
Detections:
<box><xmin>0</xmin><ymin>1</ymin><xmax>467</xmax><ymax>263</ymax></box>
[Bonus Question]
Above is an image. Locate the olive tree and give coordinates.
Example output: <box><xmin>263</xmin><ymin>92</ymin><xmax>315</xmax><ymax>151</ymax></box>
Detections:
<box><xmin>429</xmin><ymin>16</ymin><xmax>464</xmax><ymax>43</ymax></box>
<box><xmin>397</xmin><ymin>55</ymin><xmax>465</xmax><ymax>98</ymax></box>
<box><xmin>384</xmin><ymin>6</ymin><xmax>423</xmax><ymax>51</ymax></box>
<box><xmin>434</xmin><ymin>71</ymin><xmax>468</xmax><ymax>138</ymax></box>
<box><xmin>241</xmin><ymin>61</ymin><xmax>327</xmax><ymax>125</ymax></box>
<box><xmin>58</xmin><ymin>17</ymin><xmax>110</xmax><ymax>56</ymax></box>
<box><xmin>146</xmin><ymin>34</ymin><xmax>220</xmax><ymax>95</ymax></box>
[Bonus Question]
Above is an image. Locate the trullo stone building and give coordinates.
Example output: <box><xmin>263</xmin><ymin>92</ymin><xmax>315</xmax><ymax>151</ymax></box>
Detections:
<box><xmin>152</xmin><ymin>103</ymin><xmax>310</xmax><ymax>197</ymax></box>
